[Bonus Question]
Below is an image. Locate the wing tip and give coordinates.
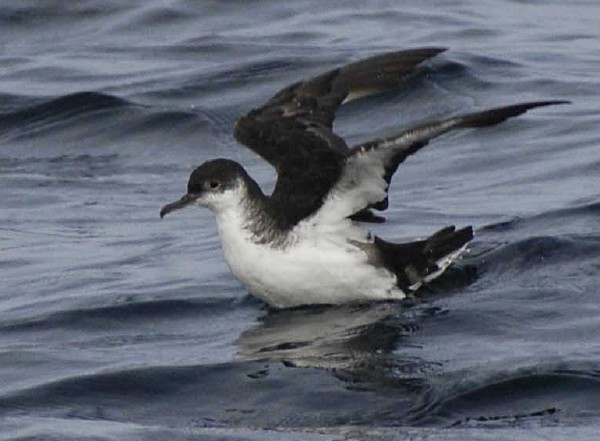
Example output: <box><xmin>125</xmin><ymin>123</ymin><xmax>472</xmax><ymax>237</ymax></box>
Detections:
<box><xmin>521</xmin><ymin>99</ymin><xmax>571</xmax><ymax>109</ymax></box>
<box><xmin>427</xmin><ymin>47</ymin><xmax>448</xmax><ymax>55</ymax></box>
<box><xmin>400</xmin><ymin>46</ymin><xmax>448</xmax><ymax>55</ymax></box>
<box><xmin>459</xmin><ymin>99</ymin><xmax>570</xmax><ymax>128</ymax></box>
<box><xmin>385</xmin><ymin>46</ymin><xmax>448</xmax><ymax>62</ymax></box>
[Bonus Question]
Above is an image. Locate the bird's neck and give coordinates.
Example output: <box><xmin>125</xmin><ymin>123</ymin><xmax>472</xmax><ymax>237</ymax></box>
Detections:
<box><xmin>214</xmin><ymin>175</ymin><xmax>291</xmax><ymax>248</ymax></box>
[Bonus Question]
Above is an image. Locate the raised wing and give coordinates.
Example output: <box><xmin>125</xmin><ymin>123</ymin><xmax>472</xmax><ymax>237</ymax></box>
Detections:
<box><xmin>234</xmin><ymin>48</ymin><xmax>446</xmax><ymax>227</ymax></box>
<box><xmin>313</xmin><ymin>101</ymin><xmax>569</xmax><ymax>225</ymax></box>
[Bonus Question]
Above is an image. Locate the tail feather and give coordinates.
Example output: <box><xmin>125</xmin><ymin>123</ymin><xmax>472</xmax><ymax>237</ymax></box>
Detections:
<box><xmin>375</xmin><ymin>225</ymin><xmax>473</xmax><ymax>292</ymax></box>
<box><xmin>424</xmin><ymin>225</ymin><xmax>473</xmax><ymax>262</ymax></box>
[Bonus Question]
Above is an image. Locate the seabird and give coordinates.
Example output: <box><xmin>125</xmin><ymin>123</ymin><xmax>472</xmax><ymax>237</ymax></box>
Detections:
<box><xmin>160</xmin><ymin>48</ymin><xmax>566</xmax><ymax>309</ymax></box>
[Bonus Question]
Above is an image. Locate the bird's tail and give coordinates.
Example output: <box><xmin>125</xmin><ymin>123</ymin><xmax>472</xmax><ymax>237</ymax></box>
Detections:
<box><xmin>375</xmin><ymin>225</ymin><xmax>473</xmax><ymax>292</ymax></box>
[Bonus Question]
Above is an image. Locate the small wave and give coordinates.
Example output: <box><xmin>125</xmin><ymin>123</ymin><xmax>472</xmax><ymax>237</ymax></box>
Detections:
<box><xmin>478</xmin><ymin>217</ymin><xmax>522</xmax><ymax>233</ymax></box>
<box><xmin>111</xmin><ymin>6</ymin><xmax>191</xmax><ymax>30</ymax></box>
<box><xmin>536</xmin><ymin>200</ymin><xmax>600</xmax><ymax>219</ymax></box>
<box><xmin>111</xmin><ymin>108</ymin><xmax>208</xmax><ymax>138</ymax></box>
<box><xmin>480</xmin><ymin>200</ymin><xmax>600</xmax><ymax>233</ymax></box>
<box><xmin>0</xmin><ymin>297</ymin><xmax>237</xmax><ymax>333</ymax></box>
<box><xmin>0</xmin><ymin>91</ymin><xmax>218</xmax><ymax>150</ymax></box>
<box><xmin>0</xmin><ymin>3</ymin><xmax>122</xmax><ymax>27</ymax></box>
<box><xmin>0</xmin><ymin>363</ymin><xmax>228</xmax><ymax>417</ymax></box>
<box><xmin>410</xmin><ymin>365</ymin><xmax>600</xmax><ymax>427</ymax></box>
<box><xmin>0</xmin><ymin>91</ymin><xmax>130</xmax><ymax>127</ymax></box>
<box><xmin>474</xmin><ymin>235</ymin><xmax>600</xmax><ymax>276</ymax></box>
<box><xmin>0</xmin><ymin>361</ymin><xmax>302</xmax><ymax>427</ymax></box>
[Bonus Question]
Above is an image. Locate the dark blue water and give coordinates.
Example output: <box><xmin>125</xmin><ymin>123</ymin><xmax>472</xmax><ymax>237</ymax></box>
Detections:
<box><xmin>2</xmin><ymin>1</ymin><xmax>599</xmax><ymax>440</ymax></box>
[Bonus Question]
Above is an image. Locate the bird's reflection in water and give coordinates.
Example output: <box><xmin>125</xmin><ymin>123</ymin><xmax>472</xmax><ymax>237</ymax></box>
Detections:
<box><xmin>237</xmin><ymin>300</ymin><xmax>444</xmax><ymax>384</ymax></box>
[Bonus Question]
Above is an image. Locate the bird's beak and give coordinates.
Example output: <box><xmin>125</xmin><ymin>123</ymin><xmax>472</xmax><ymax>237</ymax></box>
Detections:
<box><xmin>160</xmin><ymin>193</ymin><xmax>198</xmax><ymax>218</ymax></box>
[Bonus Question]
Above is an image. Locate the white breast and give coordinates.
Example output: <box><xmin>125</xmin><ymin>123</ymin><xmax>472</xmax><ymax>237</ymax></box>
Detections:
<box><xmin>214</xmin><ymin>210</ymin><xmax>404</xmax><ymax>308</ymax></box>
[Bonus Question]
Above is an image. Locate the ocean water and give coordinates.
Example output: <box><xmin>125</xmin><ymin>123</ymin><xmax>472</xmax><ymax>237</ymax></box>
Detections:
<box><xmin>1</xmin><ymin>1</ymin><xmax>600</xmax><ymax>440</ymax></box>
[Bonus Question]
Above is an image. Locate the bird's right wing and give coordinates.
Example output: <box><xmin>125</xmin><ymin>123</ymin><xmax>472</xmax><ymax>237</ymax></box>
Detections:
<box><xmin>312</xmin><ymin>101</ymin><xmax>569</xmax><ymax>225</ymax></box>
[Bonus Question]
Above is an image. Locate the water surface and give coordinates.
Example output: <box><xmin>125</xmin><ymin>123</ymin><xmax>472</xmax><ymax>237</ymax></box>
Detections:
<box><xmin>2</xmin><ymin>1</ymin><xmax>600</xmax><ymax>440</ymax></box>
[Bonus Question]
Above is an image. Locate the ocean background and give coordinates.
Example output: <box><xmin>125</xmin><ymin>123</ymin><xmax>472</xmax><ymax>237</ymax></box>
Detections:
<box><xmin>1</xmin><ymin>1</ymin><xmax>599</xmax><ymax>440</ymax></box>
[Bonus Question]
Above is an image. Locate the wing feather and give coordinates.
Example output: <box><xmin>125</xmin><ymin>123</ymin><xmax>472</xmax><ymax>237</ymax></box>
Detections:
<box><xmin>233</xmin><ymin>48</ymin><xmax>446</xmax><ymax>227</ymax></box>
<box><xmin>314</xmin><ymin>101</ymin><xmax>569</xmax><ymax>224</ymax></box>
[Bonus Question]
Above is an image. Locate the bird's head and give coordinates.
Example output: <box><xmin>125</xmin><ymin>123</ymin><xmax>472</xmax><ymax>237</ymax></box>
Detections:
<box><xmin>160</xmin><ymin>158</ymin><xmax>249</xmax><ymax>218</ymax></box>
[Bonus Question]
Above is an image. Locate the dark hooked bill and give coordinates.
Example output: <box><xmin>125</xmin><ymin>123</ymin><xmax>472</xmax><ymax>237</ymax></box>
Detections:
<box><xmin>160</xmin><ymin>193</ymin><xmax>198</xmax><ymax>218</ymax></box>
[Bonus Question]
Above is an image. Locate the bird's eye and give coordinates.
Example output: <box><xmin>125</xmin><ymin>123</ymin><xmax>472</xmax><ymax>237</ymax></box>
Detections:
<box><xmin>209</xmin><ymin>180</ymin><xmax>220</xmax><ymax>189</ymax></box>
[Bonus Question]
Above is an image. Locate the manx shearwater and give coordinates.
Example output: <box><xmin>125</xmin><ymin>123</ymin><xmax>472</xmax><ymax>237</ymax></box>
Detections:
<box><xmin>160</xmin><ymin>48</ymin><xmax>566</xmax><ymax>308</ymax></box>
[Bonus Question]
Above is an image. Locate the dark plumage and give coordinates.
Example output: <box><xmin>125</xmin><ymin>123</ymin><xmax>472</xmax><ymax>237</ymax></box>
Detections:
<box><xmin>187</xmin><ymin>159</ymin><xmax>249</xmax><ymax>194</ymax></box>
<box><xmin>234</xmin><ymin>48</ymin><xmax>567</xmax><ymax>229</ymax></box>
<box><xmin>160</xmin><ymin>48</ymin><xmax>568</xmax><ymax>308</ymax></box>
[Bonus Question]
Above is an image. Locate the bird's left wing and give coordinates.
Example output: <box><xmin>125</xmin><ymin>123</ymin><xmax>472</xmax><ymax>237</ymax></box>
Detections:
<box><xmin>234</xmin><ymin>48</ymin><xmax>446</xmax><ymax>227</ymax></box>
<box><xmin>312</xmin><ymin>101</ymin><xmax>569</xmax><ymax>225</ymax></box>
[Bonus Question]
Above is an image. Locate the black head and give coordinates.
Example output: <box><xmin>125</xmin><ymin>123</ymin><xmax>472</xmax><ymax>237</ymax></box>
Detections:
<box><xmin>187</xmin><ymin>158</ymin><xmax>246</xmax><ymax>194</ymax></box>
<box><xmin>160</xmin><ymin>158</ymin><xmax>248</xmax><ymax>218</ymax></box>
